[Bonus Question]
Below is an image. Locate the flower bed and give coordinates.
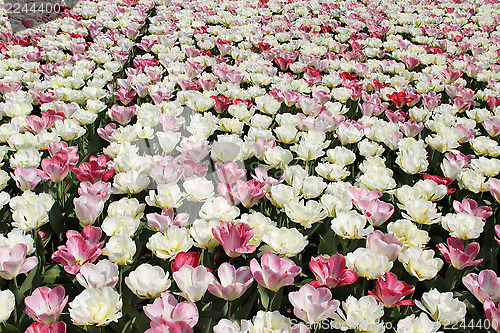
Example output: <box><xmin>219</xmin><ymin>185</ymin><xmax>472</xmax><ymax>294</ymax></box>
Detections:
<box><xmin>0</xmin><ymin>0</ymin><xmax>500</xmax><ymax>332</ymax></box>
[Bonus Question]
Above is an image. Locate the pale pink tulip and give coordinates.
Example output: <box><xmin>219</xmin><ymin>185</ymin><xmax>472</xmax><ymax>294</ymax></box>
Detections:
<box><xmin>25</xmin><ymin>322</ymin><xmax>66</xmax><ymax>333</ymax></box>
<box><xmin>143</xmin><ymin>291</ymin><xmax>199</xmax><ymax>328</ymax></box>
<box><xmin>110</xmin><ymin>105</ymin><xmax>136</xmax><ymax>125</ymax></box>
<box><xmin>76</xmin><ymin>259</ymin><xmax>119</xmax><ymax>289</ymax></box>
<box><xmin>77</xmin><ymin>181</ymin><xmax>111</xmax><ymax>202</ymax></box>
<box><xmin>232</xmin><ymin>180</ymin><xmax>266</xmax><ymax>208</ymax></box>
<box><xmin>215</xmin><ymin>161</ymin><xmax>246</xmax><ymax>184</ymax></box>
<box><xmin>483</xmin><ymin>117</ymin><xmax>500</xmax><ymax>137</ymax></box>
<box><xmin>207</xmin><ymin>263</ymin><xmax>253</xmax><ymax>301</ymax></box>
<box><xmin>47</xmin><ymin>142</ymin><xmax>79</xmax><ymax>167</ymax></box>
<box><xmin>346</xmin><ymin>186</ymin><xmax>382</xmax><ymax>208</ymax></box>
<box><xmin>212</xmin><ymin>222</ymin><xmax>256</xmax><ymax>258</ymax></box>
<box><xmin>495</xmin><ymin>225</ymin><xmax>500</xmax><ymax>245</ymax></box>
<box><xmin>113</xmin><ymin>88</ymin><xmax>136</xmax><ymax>105</ymax></box>
<box><xmin>73</xmin><ymin>195</ymin><xmax>105</xmax><ymax>226</ymax></box>
<box><xmin>484</xmin><ymin>299</ymin><xmax>500</xmax><ymax>332</ymax></box>
<box><xmin>357</xmin><ymin>199</ymin><xmax>394</xmax><ymax>227</ymax></box>
<box><xmin>463</xmin><ymin>270</ymin><xmax>500</xmax><ymax>303</ymax></box>
<box><xmin>25</xmin><ymin>286</ymin><xmax>68</xmax><ymax>324</ymax></box>
<box><xmin>250</xmin><ymin>252</ymin><xmax>301</xmax><ymax>291</ymax></box>
<box><xmin>0</xmin><ymin>244</ymin><xmax>38</xmax><ymax>280</ymax></box>
<box><xmin>436</xmin><ymin>237</ymin><xmax>482</xmax><ymax>270</ymax></box>
<box><xmin>11</xmin><ymin>167</ymin><xmax>43</xmax><ymax>191</ymax></box>
<box><xmin>453</xmin><ymin>198</ymin><xmax>492</xmax><ymax>221</ymax></box>
<box><xmin>309</xmin><ymin>254</ymin><xmax>358</xmax><ymax>288</ymax></box>
<box><xmin>173</xmin><ymin>265</ymin><xmax>209</xmax><ymax>302</ymax></box>
<box><xmin>399</xmin><ymin>119</ymin><xmax>424</xmax><ymax>137</ymax></box>
<box><xmin>147</xmin><ymin>208</ymin><xmax>190</xmax><ymax>231</ymax></box>
<box><xmin>489</xmin><ymin>178</ymin><xmax>500</xmax><ymax>203</ymax></box>
<box><xmin>366</xmin><ymin>231</ymin><xmax>404</xmax><ymax>261</ymax></box>
<box><xmin>288</xmin><ymin>284</ymin><xmax>340</xmax><ymax>324</ymax></box>
<box><xmin>368</xmin><ymin>272</ymin><xmax>415</xmax><ymax>307</ymax></box>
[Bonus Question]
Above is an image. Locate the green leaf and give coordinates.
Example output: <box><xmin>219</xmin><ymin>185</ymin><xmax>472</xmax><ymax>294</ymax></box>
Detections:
<box><xmin>122</xmin><ymin>304</ymin><xmax>149</xmax><ymax>332</ymax></box>
<box><xmin>257</xmin><ymin>284</ymin><xmax>270</xmax><ymax>310</ymax></box>
<box><xmin>2</xmin><ymin>323</ymin><xmax>21</xmax><ymax>333</ymax></box>
<box><xmin>20</xmin><ymin>264</ymin><xmax>38</xmax><ymax>295</ymax></box>
<box><xmin>42</xmin><ymin>265</ymin><xmax>61</xmax><ymax>285</ymax></box>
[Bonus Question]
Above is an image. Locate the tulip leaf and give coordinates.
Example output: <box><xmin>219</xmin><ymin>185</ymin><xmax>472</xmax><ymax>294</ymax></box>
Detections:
<box><xmin>20</xmin><ymin>263</ymin><xmax>38</xmax><ymax>295</ymax></box>
<box><xmin>2</xmin><ymin>323</ymin><xmax>20</xmax><ymax>333</ymax></box>
<box><xmin>42</xmin><ymin>265</ymin><xmax>61</xmax><ymax>285</ymax></box>
<box><xmin>123</xmin><ymin>304</ymin><xmax>149</xmax><ymax>332</ymax></box>
<box><xmin>257</xmin><ymin>284</ymin><xmax>270</xmax><ymax>309</ymax></box>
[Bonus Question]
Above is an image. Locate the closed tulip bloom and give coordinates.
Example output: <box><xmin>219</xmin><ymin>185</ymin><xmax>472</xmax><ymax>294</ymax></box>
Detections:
<box><xmin>463</xmin><ymin>270</ymin><xmax>500</xmax><ymax>303</ymax></box>
<box><xmin>436</xmin><ymin>237</ymin><xmax>482</xmax><ymax>270</ymax></box>
<box><xmin>72</xmin><ymin>155</ymin><xmax>114</xmax><ymax>183</ymax></box>
<box><xmin>69</xmin><ymin>287</ymin><xmax>122</xmax><ymax>326</ymax></box>
<box><xmin>52</xmin><ymin>232</ymin><xmax>101</xmax><ymax>275</ymax></box>
<box><xmin>125</xmin><ymin>263</ymin><xmax>171</xmax><ymax>299</ymax></box>
<box><xmin>250</xmin><ymin>252</ymin><xmax>301</xmax><ymax>291</ymax></box>
<box><xmin>11</xmin><ymin>167</ymin><xmax>43</xmax><ymax>191</ymax></box>
<box><xmin>25</xmin><ymin>286</ymin><xmax>68</xmax><ymax>324</ymax></box>
<box><xmin>143</xmin><ymin>291</ymin><xmax>199</xmax><ymax>328</ymax></box>
<box><xmin>0</xmin><ymin>243</ymin><xmax>38</xmax><ymax>280</ymax></box>
<box><xmin>213</xmin><ymin>319</ymin><xmax>250</xmax><ymax>333</ymax></box>
<box><xmin>368</xmin><ymin>272</ymin><xmax>415</xmax><ymax>307</ymax></box>
<box><xmin>25</xmin><ymin>321</ymin><xmax>66</xmax><ymax>333</ymax></box>
<box><xmin>215</xmin><ymin>161</ymin><xmax>246</xmax><ymax>184</ymax></box>
<box><xmin>288</xmin><ymin>284</ymin><xmax>340</xmax><ymax>324</ymax></box>
<box><xmin>416</xmin><ymin>289</ymin><xmax>466</xmax><ymax>326</ymax></box>
<box><xmin>73</xmin><ymin>195</ymin><xmax>105</xmax><ymax>227</ymax></box>
<box><xmin>309</xmin><ymin>254</ymin><xmax>358</xmax><ymax>288</ymax></box>
<box><xmin>173</xmin><ymin>265</ymin><xmax>209</xmax><ymax>302</ymax></box>
<box><xmin>171</xmin><ymin>252</ymin><xmax>200</xmax><ymax>273</ymax></box>
<box><xmin>207</xmin><ymin>263</ymin><xmax>253</xmax><ymax>301</ymax></box>
<box><xmin>76</xmin><ymin>260</ymin><xmax>119</xmax><ymax>289</ymax></box>
<box><xmin>484</xmin><ymin>299</ymin><xmax>500</xmax><ymax>333</ymax></box>
<box><xmin>212</xmin><ymin>221</ymin><xmax>256</xmax><ymax>258</ymax></box>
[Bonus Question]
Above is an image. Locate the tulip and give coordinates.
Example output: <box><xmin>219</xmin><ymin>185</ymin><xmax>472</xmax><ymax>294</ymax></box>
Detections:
<box><xmin>76</xmin><ymin>259</ymin><xmax>119</xmax><ymax>289</ymax></box>
<box><xmin>250</xmin><ymin>252</ymin><xmax>301</xmax><ymax>291</ymax></box>
<box><xmin>0</xmin><ymin>289</ymin><xmax>15</xmax><ymax>323</ymax></box>
<box><xmin>125</xmin><ymin>263</ymin><xmax>171</xmax><ymax>299</ymax></box>
<box><xmin>366</xmin><ymin>231</ymin><xmax>403</xmax><ymax>261</ymax></box>
<box><xmin>289</xmin><ymin>284</ymin><xmax>340</xmax><ymax>324</ymax></box>
<box><xmin>10</xmin><ymin>167</ymin><xmax>43</xmax><ymax>191</ymax></box>
<box><xmin>72</xmin><ymin>155</ymin><xmax>114</xmax><ymax>183</ymax></box>
<box><xmin>25</xmin><ymin>286</ymin><xmax>68</xmax><ymax>324</ymax></box>
<box><xmin>484</xmin><ymin>299</ymin><xmax>500</xmax><ymax>332</ymax></box>
<box><xmin>173</xmin><ymin>265</ymin><xmax>209</xmax><ymax>302</ymax></box>
<box><xmin>436</xmin><ymin>237</ymin><xmax>482</xmax><ymax>270</ymax></box>
<box><xmin>143</xmin><ymin>291</ymin><xmax>199</xmax><ymax>328</ymax></box>
<box><xmin>496</xmin><ymin>225</ymin><xmax>500</xmax><ymax>245</ymax></box>
<box><xmin>453</xmin><ymin>198</ymin><xmax>492</xmax><ymax>221</ymax></box>
<box><xmin>73</xmin><ymin>195</ymin><xmax>105</xmax><ymax>227</ymax></box>
<box><xmin>215</xmin><ymin>161</ymin><xmax>246</xmax><ymax>184</ymax></box>
<box><xmin>309</xmin><ymin>254</ymin><xmax>358</xmax><ymax>288</ymax></box>
<box><xmin>357</xmin><ymin>198</ymin><xmax>394</xmax><ymax>227</ymax></box>
<box><xmin>40</xmin><ymin>155</ymin><xmax>71</xmax><ymax>183</ymax></box>
<box><xmin>463</xmin><ymin>270</ymin><xmax>500</xmax><ymax>303</ymax></box>
<box><xmin>68</xmin><ymin>287</ymin><xmax>122</xmax><ymax>326</ymax></box>
<box><xmin>145</xmin><ymin>322</ymin><xmax>192</xmax><ymax>333</ymax></box>
<box><xmin>207</xmin><ymin>263</ymin><xmax>253</xmax><ymax>301</ymax></box>
<box><xmin>171</xmin><ymin>252</ymin><xmax>200</xmax><ymax>273</ymax></box>
<box><xmin>0</xmin><ymin>243</ymin><xmax>38</xmax><ymax>280</ymax></box>
<box><xmin>212</xmin><ymin>221</ymin><xmax>256</xmax><ymax>258</ymax></box>
<box><xmin>368</xmin><ymin>272</ymin><xmax>415</xmax><ymax>307</ymax></box>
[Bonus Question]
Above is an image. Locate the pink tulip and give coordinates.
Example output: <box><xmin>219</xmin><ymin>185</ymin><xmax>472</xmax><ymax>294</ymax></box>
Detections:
<box><xmin>368</xmin><ymin>272</ymin><xmax>415</xmax><ymax>307</ymax></box>
<box><xmin>11</xmin><ymin>167</ymin><xmax>43</xmax><ymax>191</ymax></box>
<box><xmin>252</xmin><ymin>168</ymin><xmax>284</xmax><ymax>192</ymax></box>
<box><xmin>366</xmin><ymin>231</ymin><xmax>404</xmax><ymax>261</ymax></box>
<box><xmin>421</xmin><ymin>91</ymin><xmax>441</xmax><ymax>111</ymax></box>
<box><xmin>159</xmin><ymin>114</ymin><xmax>183</xmax><ymax>132</ymax></box>
<box><xmin>143</xmin><ymin>291</ymin><xmax>199</xmax><ymax>328</ymax></box>
<box><xmin>495</xmin><ymin>225</ymin><xmax>500</xmax><ymax>245</ymax></box>
<box><xmin>113</xmin><ymin>88</ymin><xmax>136</xmax><ymax>105</ymax></box>
<box><xmin>171</xmin><ymin>252</ymin><xmax>200</xmax><ymax>273</ymax></box>
<box><xmin>357</xmin><ymin>199</ymin><xmax>394</xmax><ymax>227</ymax></box>
<box><xmin>212</xmin><ymin>222</ymin><xmax>256</xmax><ymax>258</ymax></box>
<box><xmin>250</xmin><ymin>252</ymin><xmax>301</xmax><ymax>291</ymax></box>
<box><xmin>145</xmin><ymin>322</ymin><xmax>192</xmax><ymax>333</ymax></box>
<box><xmin>288</xmin><ymin>284</ymin><xmax>340</xmax><ymax>324</ymax></box>
<box><xmin>399</xmin><ymin>119</ymin><xmax>424</xmax><ymax>137</ymax></box>
<box><xmin>215</xmin><ymin>161</ymin><xmax>246</xmax><ymax>184</ymax></box>
<box><xmin>51</xmin><ymin>227</ymin><xmax>102</xmax><ymax>275</ymax></box>
<box><xmin>47</xmin><ymin>142</ymin><xmax>79</xmax><ymax>167</ymax></box>
<box><xmin>147</xmin><ymin>208</ymin><xmax>190</xmax><ymax>231</ymax></box>
<box><xmin>73</xmin><ymin>195</ymin><xmax>105</xmax><ymax>226</ymax></box>
<box><xmin>97</xmin><ymin>123</ymin><xmax>117</xmax><ymax>142</ymax></box>
<box><xmin>463</xmin><ymin>270</ymin><xmax>500</xmax><ymax>303</ymax></box>
<box><xmin>232</xmin><ymin>180</ymin><xmax>266</xmax><ymax>208</ymax></box>
<box><xmin>453</xmin><ymin>198</ymin><xmax>492</xmax><ymax>221</ymax></box>
<box><xmin>309</xmin><ymin>254</ymin><xmax>358</xmax><ymax>289</ymax></box>
<box><xmin>76</xmin><ymin>260</ymin><xmax>119</xmax><ymax>289</ymax></box>
<box><xmin>40</xmin><ymin>155</ymin><xmax>72</xmax><ymax>183</ymax></box>
<box><xmin>78</xmin><ymin>181</ymin><xmax>111</xmax><ymax>202</ymax></box>
<box><xmin>25</xmin><ymin>322</ymin><xmax>66</xmax><ymax>333</ymax></box>
<box><xmin>0</xmin><ymin>244</ymin><xmax>38</xmax><ymax>280</ymax></box>
<box><xmin>72</xmin><ymin>155</ymin><xmax>114</xmax><ymax>184</ymax></box>
<box><xmin>484</xmin><ymin>299</ymin><xmax>500</xmax><ymax>332</ymax></box>
<box><xmin>346</xmin><ymin>186</ymin><xmax>382</xmax><ymax>208</ymax></box>
<box><xmin>489</xmin><ymin>178</ymin><xmax>500</xmax><ymax>204</ymax></box>
<box><xmin>207</xmin><ymin>263</ymin><xmax>253</xmax><ymax>301</ymax></box>
<box><xmin>109</xmin><ymin>105</ymin><xmax>136</xmax><ymax>125</ymax></box>
<box><xmin>436</xmin><ymin>237</ymin><xmax>482</xmax><ymax>270</ymax></box>
<box><xmin>25</xmin><ymin>286</ymin><xmax>68</xmax><ymax>325</ymax></box>
<box><xmin>483</xmin><ymin>116</ymin><xmax>500</xmax><ymax>137</ymax></box>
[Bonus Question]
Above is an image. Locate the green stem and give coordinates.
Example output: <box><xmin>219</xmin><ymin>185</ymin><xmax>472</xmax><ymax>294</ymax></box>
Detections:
<box><xmin>227</xmin><ymin>300</ymin><xmax>231</xmax><ymax>319</ymax></box>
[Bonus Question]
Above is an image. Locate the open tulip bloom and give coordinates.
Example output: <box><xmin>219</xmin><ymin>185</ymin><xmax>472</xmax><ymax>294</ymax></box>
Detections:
<box><xmin>1</xmin><ymin>0</ymin><xmax>500</xmax><ymax>331</ymax></box>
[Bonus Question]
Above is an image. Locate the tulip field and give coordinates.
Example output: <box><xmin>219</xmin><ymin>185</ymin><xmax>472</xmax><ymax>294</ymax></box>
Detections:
<box><xmin>2</xmin><ymin>0</ymin><xmax>500</xmax><ymax>331</ymax></box>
